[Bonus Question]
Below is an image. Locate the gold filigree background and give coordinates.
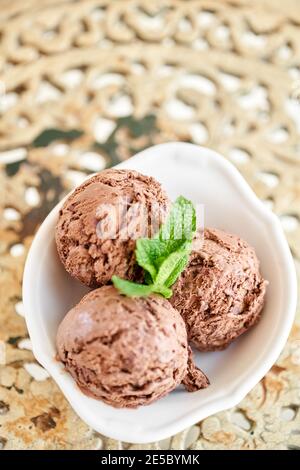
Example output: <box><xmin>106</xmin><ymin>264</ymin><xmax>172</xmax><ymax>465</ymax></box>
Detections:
<box><xmin>0</xmin><ymin>0</ymin><xmax>299</xmax><ymax>450</ymax></box>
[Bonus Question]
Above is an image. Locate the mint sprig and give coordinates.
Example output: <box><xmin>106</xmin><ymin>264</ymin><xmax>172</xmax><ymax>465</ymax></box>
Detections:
<box><xmin>112</xmin><ymin>196</ymin><xmax>196</xmax><ymax>298</ymax></box>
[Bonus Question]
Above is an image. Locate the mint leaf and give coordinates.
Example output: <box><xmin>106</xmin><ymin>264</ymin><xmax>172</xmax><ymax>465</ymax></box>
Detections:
<box><xmin>135</xmin><ymin>196</ymin><xmax>195</xmax><ymax>276</ymax></box>
<box><xmin>137</xmin><ymin>238</ymin><xmax>179</xmax><ymax>270</ymax></box>
<box><xmin>135</xmin><ymin>239</ymin><xmax>157</xmax><ymax>281</ymax></box>
<box><xmin>164</xmin><ymin>252</ymin><xmax>190</xmax><ymax>287</ymax></box>
<box><xmin>159</xmin><ymin>196</ymin><xmax>195</xmax><ymax>241</ymax></box>
<box><xmin>144</xmin><ymin>270</ymin><xmax>153</xmax><ymax>285</ymax></box>
<box><xmin>153</xmin><ymin>285</ymin><xmax>173</xmax><ymax>298</ymax></box>
<box><xmin>182</xmin><ymin>198</ymin><xmax>196</xmax><ymax>240</ymax></box>
<box><xmin>113</xmin><ymin>195</ymin><xmax>197</xmax><ymax>299</ymax></box>
<box><xmin>112</xmin><ymin>276</ymin><xmax>154</xmax><ymax>297</ymax></box>
<box><xmin>155</xmin><ymin>246</ymin><xmax>191</xmax><ymax>288</ymax></box>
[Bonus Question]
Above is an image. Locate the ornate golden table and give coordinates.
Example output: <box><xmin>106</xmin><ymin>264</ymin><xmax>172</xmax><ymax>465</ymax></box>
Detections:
<box><xmin>0</xmin><ymin>0</ymin><xmax>299</xmax><ymax>450</ymax></box>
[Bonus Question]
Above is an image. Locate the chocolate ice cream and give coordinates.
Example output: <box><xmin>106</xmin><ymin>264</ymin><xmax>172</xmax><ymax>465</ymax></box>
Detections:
<box><xmin>55</xmin><ymin>169</ymin><xmax>169</xmax><ymax>287</ymax></box>
<box><xmin>56</xmin><ymin>286</ymin><xmax>209</xmax><ymax>408</ymax></box>
<box><xmin>170</xmin><ymin>228</ymin><xmax>267</xmax><ymax>351</ymax></box>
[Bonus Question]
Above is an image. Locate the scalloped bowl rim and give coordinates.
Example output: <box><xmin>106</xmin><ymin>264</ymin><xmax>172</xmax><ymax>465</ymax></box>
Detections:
<box><xmin>23</xmin><ymin>142</ymin><xmax>297</xmax><ymax>443</ymax></box>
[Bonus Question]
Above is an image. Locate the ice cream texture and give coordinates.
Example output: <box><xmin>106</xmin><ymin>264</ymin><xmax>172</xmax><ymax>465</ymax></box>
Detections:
<box><xmin>55</xmin><ymin>169</ymin><xmax>170</xmax><ymax>287</ymax></box>
<box><xmin>170</xmin><ymin>228</ymin><xmax>267</xmax><ymax>351</ymax></box>
<box><xmin>57</xmin><ymin>286</ymin><xmax>209</xmax><ymax>408</ymax></box>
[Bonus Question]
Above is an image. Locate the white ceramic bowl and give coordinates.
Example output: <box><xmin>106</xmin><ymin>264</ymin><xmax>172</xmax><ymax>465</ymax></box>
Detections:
<box><xmin>23</xmin><ymin>143</ymin><xmax>297</xmax><ymax>444</ymax></box>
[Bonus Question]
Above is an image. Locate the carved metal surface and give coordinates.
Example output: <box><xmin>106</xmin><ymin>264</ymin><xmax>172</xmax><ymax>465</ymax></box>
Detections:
<box><xmin>0</xmin><ymin>0</ymin><xmax>299</xmax><ymax>449</ymax></box>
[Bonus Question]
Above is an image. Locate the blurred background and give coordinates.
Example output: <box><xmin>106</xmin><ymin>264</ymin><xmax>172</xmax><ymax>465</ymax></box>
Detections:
<box><xmin>0</xmin><ymin>0</ymin><xmax>299</xmax><ymax>450</ymax></box>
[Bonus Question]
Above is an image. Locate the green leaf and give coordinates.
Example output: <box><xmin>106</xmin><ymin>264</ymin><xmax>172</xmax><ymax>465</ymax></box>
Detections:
<box><xmin>113</xmin><ymin>195</ymin><xmax>197</xmax><ymax>299</ymax></box>
<box><xmin>182</xmin><ymin>200</ymin><xmax>196</xmax><ymax>240</ymax></box>
<box><xmin>136</xmin><ymin>238</ymin><xmax>172</xmax><ymax>269</ymax></box>
<box><xmin>144</xmin><ymin>270</ymin><xmax>153</xmax><ymax>285</ymax></box>
<box><xmin>154</xmin><ymin>246</ymin><xmax>191</xmax><ymax>288</ymax></box>
<box><xmin>152</xmin><ymin>285</ymin><xmax>173</xmax><ymax>298</ymax></box>
<box><xmin>112</xmin><ymin>276</ymin><xmax>154</xmax><ymax>297</ymax></box>
<box><xmin>159</xmin><ymin>196</ymin><xmax>196</xmax><ymax>242</ymax></box>
<box><xmin>164</xmin><ymin>253</ymin><xmax>190</xmax><ymax>287</ymax></box>
<box><xmin>177</xmin><ymin>196</ymin><xmax>196</xmax><ymax>240</ymax></box>
<box><xmin>135</xmin><ymin>239</ymin><xmax>157</xmax><ymax>281</ymax></box>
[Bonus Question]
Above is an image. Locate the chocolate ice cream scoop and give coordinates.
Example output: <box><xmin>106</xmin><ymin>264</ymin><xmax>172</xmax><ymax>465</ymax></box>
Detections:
<box><xmin>55</xmin><ymin>169</ymin><xmax>170</xmax><ymax>287</ymax></box>
<box><xmin>170</xmin><ymin>228</ymin><xmax>267</xmax><ymax>351</ymax></box>
<box><xmin>57</xmin><ymin>286</ymin><xmax>209</xmax><ymax>408</ymax></box>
